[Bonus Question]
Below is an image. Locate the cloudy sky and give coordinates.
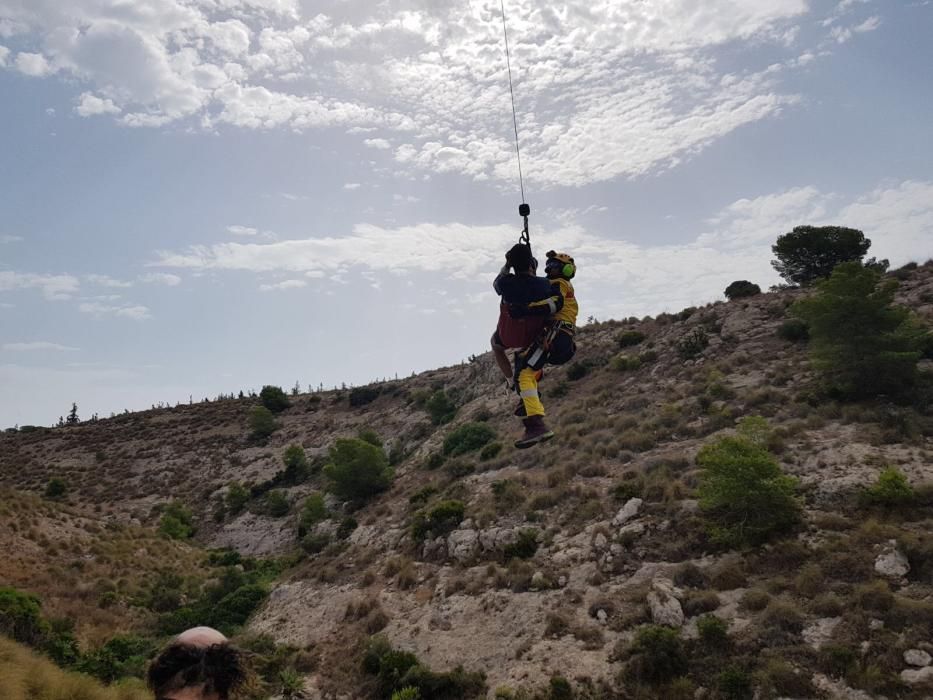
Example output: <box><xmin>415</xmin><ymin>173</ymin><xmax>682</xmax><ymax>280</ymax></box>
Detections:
<box><xmin>1</xmin><ymin>0</ymin><xmax>932</xmax><ymax>427</ymax></box>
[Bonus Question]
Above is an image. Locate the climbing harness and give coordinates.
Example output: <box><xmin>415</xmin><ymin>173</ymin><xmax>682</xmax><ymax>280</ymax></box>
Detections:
<box><xmin>500</xmin><ymin>1</ymin><xmax>531</xmax><ymax>249</ymax></box>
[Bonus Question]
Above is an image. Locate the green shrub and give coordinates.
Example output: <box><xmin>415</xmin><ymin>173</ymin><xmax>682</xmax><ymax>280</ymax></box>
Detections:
<box><xmin>350</xmin><ymin>385</ymin><xmax>381</xmax><ymax>407</ymax></box>
<box><xmin>676</xmin><ymin>328</ymin><xmax>708</xmax><ymax>359</ymax></box>
<box><xmin>411</xmin><ymin>500</ymin><xmax>464</xmax><ymax>541</ymax></box>
<box><xmin>777</xmin><ymin>318</ymin><xmax>809</xmax><ymax>342</ymax></box>
<box><xmin>696</xmin><ymin>615</ymin><xmax>729</xmax><ymax>649</ymax></box>
<box><xmin>548</xmin><ymin>676</ymin><xmax>573</xmax><ymax>700</ymax></box>
<box><xmin>625</xmin><ymin>625</ymin><xmax>688</xmax><ymax>685</ymax></box>
<box><xmin>300</xmin><ymin>532</ymin><xmax>330</xmax><ymax>554</ymax></box>
<box><xmin>480</xmin><ymin>442</ymin><xmax>503</xmax><ymax>460</ymax></box>
<box><xmin>226</xmin><ymin>482</ymin><xmax>250</xmax><ymax>515</ymax></box>
<box><xmin>566</xmin><ymin>362</ymin><xmax>589</xmax><ymax>381</ymax></box>
<box><xmin>503</xmin><ymin>529</ymin><xmax>539</xmax><ymax>561</ymax></box>
<box><xmin>358</xmin><ymin>429</ymin><xmax>383</xmax><ymax>447</ymax></box>
<box><xmin>425</xmin><ymin>391</ymin><xmax>458</xmax><ymax>425</ymax></box>
<box><xmin>281</xmin><ymin>445</ymin><xmax>311</xmax><ymax>484</ymax></box>
<box><xmin>859</xmin><ymin>467</ymin><xmax>915</xmax><ymax>508</ymax></box>
<box><xmin>263</xmin><ymin>490</ymin><xmax>290</xmax><ymax>518</ymax></box>
<box><xmin>298</xmin><ymin>493</ymin><xmax>328</xmax><ymax>536</ymax></box>
<box><xmin>724</xmin><ymin>280</ymin><xmax>761</xmax><ymax>300</ymax></box>
<box><xmin>209</xmin><ymin>584</ymin><xmax>268</xmax><ymax>634</ymax></box>
<box><xmin>363</xmin><ymin>636</ymin><xmax>485</xmax><ymax>699</ymax></box>
<box><xmin>610</xmin><ymin>354</ymin><xmax>641</xmax><ymax>372</ymax></box>
<box><xmin>696</xmin><ymin>433</ymin><xmax>800</xmax><ymax>547</ymax></box>
<box><xmin>260</xmin><ymin>385</ymin><xmax>290</xmax><ymax>413</ymax></box>
<box><xmin>617</xmin><ymin>330</ymin><xmax>646</xmax><ymax>348</ymax></box>
<box><xmin>391</xmin><ymin>688</ymin><xmax>421</xmax><ymax>700</ymax></box>
<box><xmin>324</xmin><ymin>438</ymin><xmax>393</xmax><ymax>501</ymax></box>
<box><xmin>791</xmin><ymin>262</ymin><xmax>924</xmax><ymax>399</ymax></box>
<box><xmin>0</xmin><ymin>587</ymin><xmax>49</xmax><ymax>646</ymax></box>
<box><xmin>76</xmin><ymin>635</ymin><xmax>155</xmax><ymax>683</ymax></box>
<box><xmin>43</xmin><ymin>478</ymin><xmax>67</xmax><ymax>499</ymax></box>
<box><xmin>443</xmin><ymin>423</ymin><xmax>496</xmax><ymax>456</ymax></box>
<box><xmin>716</xmin><ymin>666</ymin><xmax>752</xmax><ymax>700</ymax></box>
<box><xmin>158</xmin><ymin>501</ymin><xmax>195</xmax><ymax>539</ymax></box>
<box><xmin>820</xmin><ymin>644</ymin><xmax>858</xmax><ymax>677</ymax></box>
<box><xmin>249</xmin><ymin>406</ymin><xmax>278</xmax><ymax>440</ymax></box>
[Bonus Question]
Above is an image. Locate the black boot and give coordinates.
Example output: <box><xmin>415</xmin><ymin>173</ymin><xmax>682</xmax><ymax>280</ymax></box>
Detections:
<box><xmin>515</xmin><ymin>415</ymin><xmax>555</xmax><ymax>449</ymax></box>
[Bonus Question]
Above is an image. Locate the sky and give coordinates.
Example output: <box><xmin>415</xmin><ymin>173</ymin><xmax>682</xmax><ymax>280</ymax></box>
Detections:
<box><xmin>1</xmin><ymin>0</ymin><xmax>932</xmax><ymax>428</ymax></box>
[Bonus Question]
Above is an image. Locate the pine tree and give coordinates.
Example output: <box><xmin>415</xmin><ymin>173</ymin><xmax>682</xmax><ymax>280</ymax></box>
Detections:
<box><xmin>66</xmin><ymin>403</ymin><xmax>79</xmax><ymax>425</ymax></box>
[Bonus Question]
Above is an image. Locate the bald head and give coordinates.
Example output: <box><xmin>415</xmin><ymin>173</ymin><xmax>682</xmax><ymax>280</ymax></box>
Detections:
<box><xmin>176</xmin><ymin>626</ymin><xmax>227</xmax><ymax>648</ymax></box>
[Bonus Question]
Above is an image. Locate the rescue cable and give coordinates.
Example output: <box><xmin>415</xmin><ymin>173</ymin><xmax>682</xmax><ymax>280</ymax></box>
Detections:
<box><xmin>499</xmin><ymin>0</ymin><xmax>531</xmax><ymax>247</ymax></box>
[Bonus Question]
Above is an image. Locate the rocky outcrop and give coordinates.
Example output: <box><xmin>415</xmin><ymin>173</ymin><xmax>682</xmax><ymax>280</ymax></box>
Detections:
<box><xmin>647</xmin><ymin>578</ymin><xmax>684</xmax><ymax>628</ymax></box>
<box><xmin>874</xmin><ymin>540</ymin><xmax>910</xmax><ymax>578</ymax></box>
<box><xmin>612</xmin><ymin>498</ymin><xmax>642</xmax><ymax>527</ymax></box>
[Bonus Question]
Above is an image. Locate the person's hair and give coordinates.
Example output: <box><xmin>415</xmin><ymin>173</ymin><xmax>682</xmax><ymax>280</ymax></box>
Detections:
<box><xmin>147</xmin><ymin>642</ymin><xmax>250</xmax><ymax>699</ymax></box>
<box><xmin>507</xmin><ymin>243</ymin><xmax>534</xmax><ymax>272</ymax></box>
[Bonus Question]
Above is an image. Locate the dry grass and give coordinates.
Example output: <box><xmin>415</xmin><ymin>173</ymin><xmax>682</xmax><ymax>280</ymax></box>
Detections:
<box><xmin>0</xmin><ymin>636</ymin><xmax>149</xmax><ymax>700</ymax></box>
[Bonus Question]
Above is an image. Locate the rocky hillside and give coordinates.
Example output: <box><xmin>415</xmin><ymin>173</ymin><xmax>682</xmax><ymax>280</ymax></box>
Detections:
<box><xmin>2</xmin><ymin>262</ymin><xmax>933</xmax><ymax>699</ymax></box>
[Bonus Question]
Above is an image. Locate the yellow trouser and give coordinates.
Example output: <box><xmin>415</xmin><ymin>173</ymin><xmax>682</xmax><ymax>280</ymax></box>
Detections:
<box><xmin>518</xmin><ymin>367</ymin><xmax>545</xmax><ymax>417</ymax></box>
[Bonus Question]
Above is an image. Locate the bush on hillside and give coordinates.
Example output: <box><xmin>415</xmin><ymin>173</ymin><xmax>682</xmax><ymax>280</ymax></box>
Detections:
<box><xmin>624</xmin><ymin>625</ymin><xmax>688</xmax><ymax>685</ymax></box>
<box><xmin>363</xmin><ymin>636</ymin><xmax>486</xmax><ymax>700</ymax></box>
<box><xmin>791</xmin><ymin>262</ymin><xmax>925</xmax><ymax>400</ymax></box>
<box><xmin>425</xmin><ymin>390</ymin><xmax>458</xmax><ymax>425</ymax></box>
<box><xmin>617</xmin><ymin>330</ymin><xmax>647</xmax><ymax>347</ymax></box>
<box><xmin>281</xmin><ymin>445</ymin><xmax>311</xmax><ymax>485</ymax></box>
<box><xmin>298</xmin><ymin>493</ymin><xmax>328</xmax><ymax>537</ymax></box>
<box><xmin>859</xmin><ymin>467</ymin><xmax>915</xmax><ymax>508</ymax></box>
<box><xmin>249</xmin><ymin>406</ymin><xmax>278</xmax><ymax>441</ymax></box>
<box><xmin>724</xmin><ymin>280</ymin><xmax>761</xmax><ymax>300</ymax></box>
<box><xmin>263</xmin><ymin>490</ymin><xmax>290</xmax><ymax>518</ymax></box>
<box><xmin>260</xmin><ymin>385</ymin><xmax>290</xmax><ymax>413</ymax></box>
<box><xmin>158</xmin><ymin>501</ymin><xmax>195</xmax><ymax>540</ymax></box>
<box><xmin>358</xmin><ymin>429</ymin><xmax>383</xmax><ymax>447</ymax></box>
<box><xmin>76</xmin><ymin>635</ymin><xmax>155</xmax><ymax>683</ymax></box>
<box><xmin>349</xmin><ymin>385</ymin><xmax>381</xmax><ymax>407</ymax></box>
<box><xmin>0</xmin><ymin>587</ymin><xmax>48</xmax><ymax>646</ymax></box>
<box><xmin>676</xmin><ymin>328</ymin><xmax>708</xmax><ymax>359</ymax></box>
<box><xmin>411</xmin><ymin>500</ymin><xmax>465</xmax><ymax>541</ymax></box>
<box><xmin>696</xmin><ymin>432</ymin><xmax>800</xmax><ymax>547</ymax></box>
<box><xmin>772</xmin><ymin>225</ymin><xmax>872</xmax><ymax>286</ymax></box>
<box><xmin>566</xmin><ymin>361</ymin><xmax>589</xmax><ymax>381</ymax></box>
<box><xmin>324</xmin><ymin>438</ymin><xmax>393</xmax><ymax>501</ymax></box>
<box><xmin>503</xmin><ymin>529</ymin><xmax>539</xmax><ymax>561</ymax></box>
<box><xmin>226</xmin><ymin>482</ymin><xmax>250</xmax><ymax>515</ymax></box>
<box><xmin>777</xmin><ymin>318</ymin><xmax>809</xmax><ymax>342</ymax></box>
<box><xmin>443</xmin><ymin>423</ymin><xmax>496</xmax><ymax>456</ymax></box>
<box><xmin>610</xmin><ymin>354</ymin><xmax>641</xmax><ymax>372</ymax></box>
<box><xmin>43</xmin><ymin>477</ymin><xmax>67</xmax><ymax>499</ymax></box>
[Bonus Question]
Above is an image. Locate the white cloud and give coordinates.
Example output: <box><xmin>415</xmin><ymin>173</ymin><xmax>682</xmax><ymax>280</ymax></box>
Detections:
<box><xmin>364</xmin><ymin>138</ymin><xmax>391</xmax><ymax>150</ymax></box>
<box><xmin>1</xmin><ymin>0</ymin><xmax>849</xmax><ymax>187</ymax></box>
<box><xmin>2</xmin><ymin>341</ymin><xmax>79</xmax><ymax>352</ymax></box>
<box><xmin>343</xmin><ymin>183</ymin><xmax>361</xmax><ymax>190</ymax></box>
<box><xmin>14</xmin><ymin>52</ymin><xmax>51</xmax><ymax>76</ymax></box>
<box><xmin>86</xmin><ymin>273</ymin><xmax>133</xmax><ymax>288</ymax></box>
<box><xmin>259</xmin><ymin>279</ymin><xmax>306</xmax><ymax>291</ymax></box>
<box><xmin>153</xmin><ymin>179</ymin><xmax>933</xmax><ymax>319</ymax></box>
<box><xmin>0</xmin><ymin>271</ymin><xmax>80</xmax><ymax>300</ymax></box>
<box><xmin>76</xmin><ymin>92</ymin><xmax>121</xmax><ymax>116</ymax></box>
<box><xmin>139</xmin><ymin>272</ymin><xmax>181</xmax><ymax>286</ymax></box>
<box><xmin>0</xmin><ymin>234</ymin><xmax>23</xmax><ymax>243</ymax></box>
<box><xmin>79</xmin><ymin>301</ymin><xmax>151</xmax><ymax>320</ymax></box>
<box><xmin>227</xmin><ymin>225</ymin><xmax>259</xmax><ymax>236</ymax></box>
<box><xmin>853</xmin><ymin>16</ymin><xmax>882</xmax><ymax>33</ymax></box>
<box><xmin>0</xmin><ymin>45</ymin><xmax>9</xmax><ymax>66</ymax></box>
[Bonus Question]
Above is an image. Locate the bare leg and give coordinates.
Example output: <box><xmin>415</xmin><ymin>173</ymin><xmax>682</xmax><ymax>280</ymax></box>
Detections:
<box><xmin>490</xmin><ymin>334</ymin><xmax>514</xmax><ymax>381</ymax></box>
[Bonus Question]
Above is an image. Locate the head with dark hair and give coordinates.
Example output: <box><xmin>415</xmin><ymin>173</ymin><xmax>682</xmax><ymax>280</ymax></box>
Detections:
<box><xmin>506</xmin><ymin>243</ymin><xmax>535</xmax><ymax>274</ymax></box>
<box><xmin>148</xmin><ymin>628</ymin><xmax>251</xmax><ymax>700</ymax></box>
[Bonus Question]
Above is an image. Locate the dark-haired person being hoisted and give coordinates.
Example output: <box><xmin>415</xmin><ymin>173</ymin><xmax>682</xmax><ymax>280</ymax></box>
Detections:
<box><xmin>492</xmin><ymin>245</ymin><xmax>578</xmax><ymax>448</ymax></box>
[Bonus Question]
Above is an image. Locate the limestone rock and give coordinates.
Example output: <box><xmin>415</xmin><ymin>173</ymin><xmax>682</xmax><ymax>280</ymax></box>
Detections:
<box><xmin>647</xmin><ymin>578</ymin><xmax>684</xmax><ymax>628</ymax></box>
<box><xmin>593</xmin><ymin>532</ymin><xmax>608</xmax><ymax>550</ymax></box>
<box><xmin>803</xmin><ymin>618</ymin><xmax>842</xmax><ymax>650</ymax></box>
<box><xmin>904</xmin><ymin>649</ymin><xmax>932</xmax><ymax>667</ymax></box>
<box><xmin>901</xmin><ymin>666</ymin><xmax>933</xmax><ymax>685</ymax></box>
<box><xmin>874</xmin><ymin>540</ymin><xmax>910</xmax><ymax>578</ymax></box>
<box><xmin>612</xmin><ymin>498</ymin><xmax>643</xmax><ymax>526</ymax></box>
<box><xmin>447</xmin><ymin>529</ymin><xmax>479</xmax><ymax>563</ymax></box>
